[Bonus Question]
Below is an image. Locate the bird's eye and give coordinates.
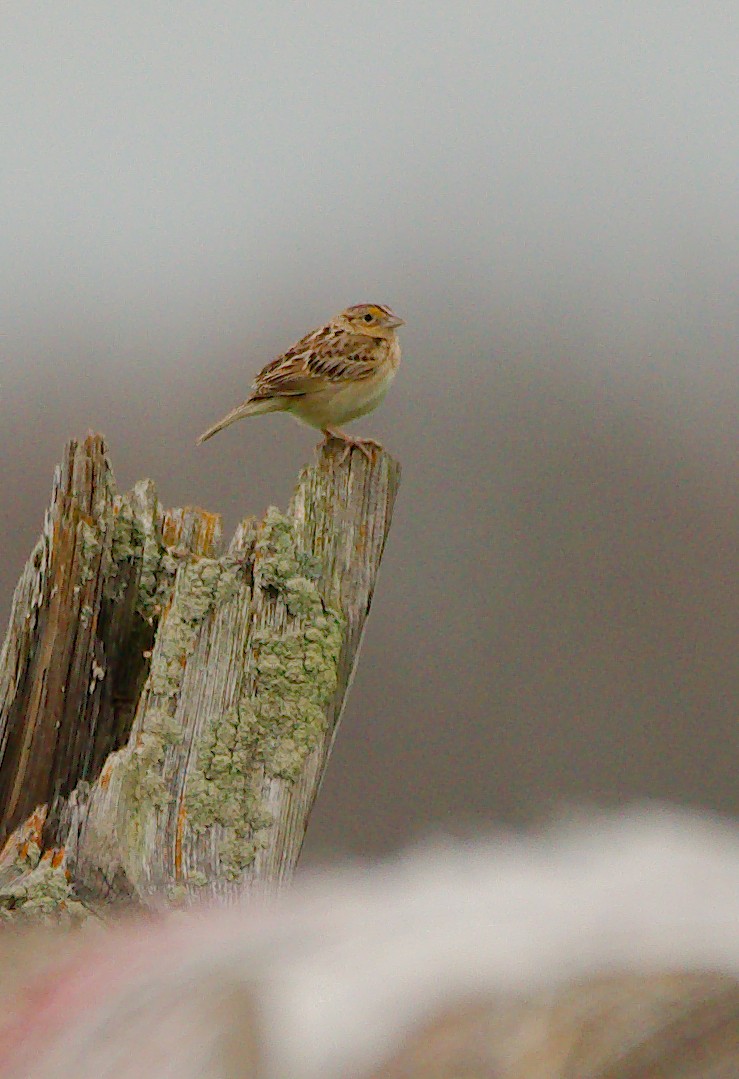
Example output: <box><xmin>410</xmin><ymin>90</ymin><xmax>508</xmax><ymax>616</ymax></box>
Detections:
<box><xmin>363</xmin><ymin>313</ymin><xmax>374</xmax><ymax>322</ymax></box>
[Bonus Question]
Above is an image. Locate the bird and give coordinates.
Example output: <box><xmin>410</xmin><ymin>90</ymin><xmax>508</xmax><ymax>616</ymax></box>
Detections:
<box><xmin>196</xmin><ymin>303</ymin><xmax>404</xmax><ymax>461</ymax></box>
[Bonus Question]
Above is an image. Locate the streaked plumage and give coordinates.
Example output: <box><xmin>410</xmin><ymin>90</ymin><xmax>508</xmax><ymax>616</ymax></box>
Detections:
<box><xmin>196</xmin><ymin>303</ymin><xmax>404</xmax><ymax>459</ymax></box>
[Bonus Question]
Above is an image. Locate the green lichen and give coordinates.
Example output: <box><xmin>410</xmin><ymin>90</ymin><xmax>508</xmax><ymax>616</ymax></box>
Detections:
<box><xmin>165</xmin><ymin>883</ymin><xmax>189</xmax><ymax>906</ymax></box>
<box><xmin>107</xmin><ymin>493</ymin><xmax>167</xmax><ymax>621</ymax></box>
<box><xmin>107</xmin><ymin>499</ymin><xmax>146</xmax><ymax>603</ymax></box>
<box><xmin>185</xmin><ymin>700</ymin><xmax>273</xmax><ymax>879</ymax></box>
<box><xmin>107</xmin><ymin>504</ymin><xmax>339</xmax><ymax>885</ymax></box>
<box><xmin>136</xmin><ymin>532</ymin><xmax>167</xmax><ymax>624</ymax></box>
<box><xmin>185</xmin><ymin>508</ymin><xmax>343</xmax><ymax>879</ymax></box>
<box><xmin>119</xmin><ymin>555</ymin><xmax>245</xmax><ymax>864</ymax></box>
<box><xmin>0</xmin><ymin>861</ymin><xmax>88</xmax><ymax>924</ymax></box>
<box><xmin>148</xmin><ymin>556</ymin><xmax>242</xmax><ymax>697</ymax></box>
<box><xmin>120</xmin><ymin>709</ymin><xmax>184</xmax><ymax>828</ymax></box>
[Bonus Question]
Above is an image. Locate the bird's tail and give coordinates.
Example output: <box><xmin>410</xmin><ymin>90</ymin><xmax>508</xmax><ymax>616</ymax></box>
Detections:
<box><xmin>195</xmin><ymin>396</ymin><xmax>283</xmax><ymax>445</ymax></box>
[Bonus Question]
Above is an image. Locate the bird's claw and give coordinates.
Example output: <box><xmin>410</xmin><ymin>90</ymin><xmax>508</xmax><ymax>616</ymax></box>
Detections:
<box><xmin>318</xmin><ymin>432</ymin><xmax>383</xmax><ymax>465</ymax></box>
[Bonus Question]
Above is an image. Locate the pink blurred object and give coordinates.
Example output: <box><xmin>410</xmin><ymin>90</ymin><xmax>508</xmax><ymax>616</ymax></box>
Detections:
<box><xmin>1</xmin><ymin>807</ymin><xmax>738</xmax><ymax>1078</ymax></box>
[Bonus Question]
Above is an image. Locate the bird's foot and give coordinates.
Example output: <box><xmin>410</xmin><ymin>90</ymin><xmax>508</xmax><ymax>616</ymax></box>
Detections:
<box><xmin>319</xmin><ymin>429</ymin><xmax>383</xmax><ymax>464</ymax></box>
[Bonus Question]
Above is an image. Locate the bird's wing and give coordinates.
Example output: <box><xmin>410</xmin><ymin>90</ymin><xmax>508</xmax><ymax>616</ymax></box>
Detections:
<box><xmin>249</xmin><ymin>328</ymin><xmax>380</xmax><ymax>401</ymax></box>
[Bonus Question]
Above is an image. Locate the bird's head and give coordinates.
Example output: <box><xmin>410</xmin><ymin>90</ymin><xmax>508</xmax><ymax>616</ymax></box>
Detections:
<box><xmin>335</xmin><ymin>303</ymin><xmax>405</xmax><ymax>338</ymax></box>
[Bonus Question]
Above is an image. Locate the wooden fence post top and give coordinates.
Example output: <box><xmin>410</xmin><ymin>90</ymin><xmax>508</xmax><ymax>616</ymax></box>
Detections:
<box><xmin>0</xmin><ymin>434</ymin><xmax>400</xmax><ymax>916</ymax></box>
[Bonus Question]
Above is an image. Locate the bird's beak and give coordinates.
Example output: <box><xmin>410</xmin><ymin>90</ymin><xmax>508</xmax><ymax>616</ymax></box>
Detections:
<box><xmin>385</xmin><ymin>315</ymin><xmax>405</xmax><ymax>328</ymax></box>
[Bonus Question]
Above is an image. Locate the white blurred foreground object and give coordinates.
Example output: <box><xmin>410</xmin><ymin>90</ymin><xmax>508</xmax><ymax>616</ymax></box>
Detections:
<box><xmin>1</xmin><ymin>808</ymin><xmax>738</xmax><ymax>1079</ymax></box>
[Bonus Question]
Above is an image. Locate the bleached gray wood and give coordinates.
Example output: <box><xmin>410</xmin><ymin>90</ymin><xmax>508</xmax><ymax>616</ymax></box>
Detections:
<box><xmin>0</xmin><ymin>435</ymin><xmax>400</xmax><ymax>914</ymax></box>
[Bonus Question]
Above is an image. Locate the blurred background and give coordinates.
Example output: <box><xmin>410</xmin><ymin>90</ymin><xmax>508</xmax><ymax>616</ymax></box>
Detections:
<box><xmin>2</xmin><ymin>3</ymin><xmax>736</xmax><ymax>864</ymax></box>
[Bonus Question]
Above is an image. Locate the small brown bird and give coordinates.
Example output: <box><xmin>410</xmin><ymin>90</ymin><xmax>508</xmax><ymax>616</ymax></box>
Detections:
<box><xmin>196</xmin><ymin>303</ymin><xmax>404</xmax><ymax>460</ymax></box>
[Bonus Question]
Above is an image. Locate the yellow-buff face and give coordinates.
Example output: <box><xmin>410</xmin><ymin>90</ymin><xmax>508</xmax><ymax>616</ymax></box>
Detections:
<box><xmin>336</xmin><ymin>304</ymin><xmax>405</xmax><ymax>338</ymax></box>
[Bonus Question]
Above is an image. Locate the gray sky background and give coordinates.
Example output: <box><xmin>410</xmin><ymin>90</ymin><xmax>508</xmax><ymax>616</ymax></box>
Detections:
<box><xmin>2</xmin><ymin>3</ymin><xmax>737</xmax><ymax>861</ymax></box>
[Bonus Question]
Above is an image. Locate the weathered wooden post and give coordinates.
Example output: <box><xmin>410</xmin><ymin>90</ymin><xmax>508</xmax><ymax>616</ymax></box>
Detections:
<box><xmin>0</xmin><ymin>434</ymin><xmax>400</xmax><ymax>916</ymax></box>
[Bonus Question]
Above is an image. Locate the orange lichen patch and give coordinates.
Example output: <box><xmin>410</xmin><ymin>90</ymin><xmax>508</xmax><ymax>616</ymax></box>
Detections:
<box><xmin>27</xmin><ymin>807</ymin><xmax>46</xmax><ymax>846</ymax></box>
<box><xmin>179</xmin><ymin>653</ymin><xmax>188</xmax><ymax>668</ymax></box>
<box><xmin>161</xmin><ymin>506</ymin><xmax>221</xmax><ymax>556</ymax></box>
<box><xmin>198</xmin><ymin>511</ymin><xmax>221</xmax><ymax>557</ymax></box>
<box><xmin>99</xmin><ymin>761</ymin><xmax>113</xmax><ymax>790</ymax></box>
<box><xmin>23</xmin><ymin>807</ymin><xmax>46</xmax><ymax>845</ymax></box>
<box><xmin>160</xmin><ymin>512</ymin><xmax>182</xmax><ymax>549</ymax></box>
<box><xmin>83</xmin><ymin>432</ymin><xmax>103</xmax><ymax>452</ymax></box>
<box><xmin>174</xmin><ymin>800</ymin><xmax>187</xmax><ymax>880</ymax></box>
<box><xmin>40</xmin><ymin>847</ymin><xmax>65</xmax><ymax>867</ymax></box>
<box><xmin>354</xmin><ymin>524</ymin><xmax>367</xmax><ymax>555</ymax></box>
<box><xmin>0</xmin><ymin>806</ymin><xmax>47</xmax><ymax>865</ymax></box>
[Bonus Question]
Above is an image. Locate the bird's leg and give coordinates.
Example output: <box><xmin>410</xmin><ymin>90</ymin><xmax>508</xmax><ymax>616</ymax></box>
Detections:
<box><xmin>319</xmin><ymin>427</ymin><xmax>383</xmax><ymax>464</ymax></box>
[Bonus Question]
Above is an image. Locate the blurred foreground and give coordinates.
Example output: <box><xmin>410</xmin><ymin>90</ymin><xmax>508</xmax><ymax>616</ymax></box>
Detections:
<box><xmin>1</xmin><ymin>806</ymin><xmax>737</xmax><ymax>1078</ymax></box>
